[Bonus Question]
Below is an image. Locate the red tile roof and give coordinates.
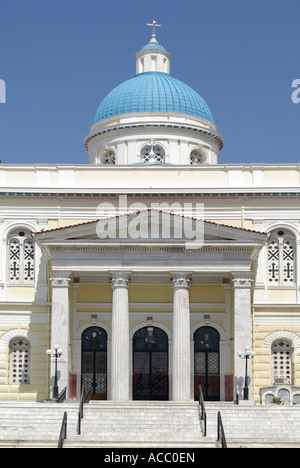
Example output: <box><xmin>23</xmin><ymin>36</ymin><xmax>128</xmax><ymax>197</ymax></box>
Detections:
<box><xmin>33</xmin><ymin>209</ymin><xmax>269</xmax><ymax>237</ymax></box>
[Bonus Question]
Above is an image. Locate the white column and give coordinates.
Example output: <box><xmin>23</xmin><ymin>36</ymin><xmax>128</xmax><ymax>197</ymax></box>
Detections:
<box><xmin>111</xmin><ymin>272</ymin><xmax>130</xmax><ymax>401</ymax></box>
<box><xmin>50</xmin><ymin>271</ymin><xmax>71</xmax><ymax>396</ymax></box>
<box><xmin>172</xmin><ymin>273</ymin><xmax>191</xmax><ymax>401</ymax></box>
<box><xmin>232</xmin><ymin>272</ymin><xmax>254</xmax><ymax>400</ymax></box>
<box><xmin>221</xmin><ymin>282</ymin><xmax>232</xmax><ymax>401</ymax></box>
<box><xmin>72</xmin><ymin>280</ymin><xmax>81</xmax><ymax>400</ymax></box>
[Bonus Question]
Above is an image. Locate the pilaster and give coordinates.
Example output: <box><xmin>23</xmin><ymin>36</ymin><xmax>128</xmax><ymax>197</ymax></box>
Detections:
<box><xmin>49</xmin><ymin>271</ymin><xmax>72</xmax><ymax>396</ymax></box>
<box><xmin>232</xmin><ymin>271</ymin><xmax>254</xmax><ymax>400</ymax></box>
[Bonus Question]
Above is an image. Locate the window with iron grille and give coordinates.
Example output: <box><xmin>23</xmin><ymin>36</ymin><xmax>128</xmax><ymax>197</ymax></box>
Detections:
<box><xmin>104</xmin><ymin>150</ymin><xmax>116</xmax><ymax>165</ymax></box>
<box><xmin>141</xmin><ymin>142</ymin><xmax>165</xmax><ymax>163</ymax></box>
<box><xmin>190</xmin><ymin>149</ymin><xmax>206</xmax><ymax>165</ymax></box>
<box><xmin>10</xmin><ymin>338</ymin><xmax>31</xmax><ymax>384</ymax></box>
<box><xmin>267</xmin><ymin>230</ymin><xmax>295</xmax><ymax>286</ymax></box>
<box><xmin>8</xmin><ymin>230</ymin><xmax>35</xmax><ymax>285</ymax></box>
<box><xmin>272</xmin><ymin>340</ymin><xmax>292</xmax><ymax>384</ymax></box>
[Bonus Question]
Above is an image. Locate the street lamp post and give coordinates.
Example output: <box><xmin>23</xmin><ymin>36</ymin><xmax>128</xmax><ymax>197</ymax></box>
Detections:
<box><xmin>238</xmin><ymin>346</ymin><xmax>255</xmax><ymax>400</ymax></box>
<box><xmin>46</xmin><ymin>345</ymin><xmax>63</xmax><ymax>399</ymax></box>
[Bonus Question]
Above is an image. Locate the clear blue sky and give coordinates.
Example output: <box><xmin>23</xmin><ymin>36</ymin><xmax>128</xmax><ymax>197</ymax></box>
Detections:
<box><xmin>0</xmin><ymin>0</ymin><xmax>299</xmax><ymax>165</ymax></box>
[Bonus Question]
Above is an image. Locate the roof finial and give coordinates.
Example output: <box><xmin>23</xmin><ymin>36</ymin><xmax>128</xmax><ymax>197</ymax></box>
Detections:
<box><xmin>147</xmin><ymin>20</ymin><xmax>161</xmax><ymax>43</ymax></box>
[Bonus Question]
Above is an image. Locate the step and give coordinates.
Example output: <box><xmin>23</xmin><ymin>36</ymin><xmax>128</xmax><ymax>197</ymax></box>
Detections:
<box><xmin>77</xmin><ymin>402</ymin><xmax>203</xmax><ymax>445</ymax></box>
<box><xmin>1</xmin><ymin>401</ymin><xmax>300</xmax><ymax>447</ymax></box>
<box><xmin>63</xmin><ymin>439</ymin><xmax>219</xmax><ymax>448</ymax></box>
<box><xmin>204</xmin><ymin>405</ymin><xmax>300</xmax><ymax>441</ymax></box>
<box><xmin>0</xmin><ymin>402</ymin><xmax>79</xmax><ymax>441</ymax></box>
<box><xmin>0</xmin><ymin>440</ymin><xmax>58</xmax><ymax>449</ymax></box>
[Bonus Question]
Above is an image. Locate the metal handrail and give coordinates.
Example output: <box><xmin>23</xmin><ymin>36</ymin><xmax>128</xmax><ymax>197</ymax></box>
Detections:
<box><xmin>56</xmin><ymin>386</ymin><xmax>67</xmax><ymax>403</ymax></box>
<box><xmin>57</xmin><ymin>411</ymin><xmax>67</xmax><ymax>448</ymax></box>
<box><xmin>77</xmin><ymin>384</ymin><xmax>92</xmax><ymax>435</ymax></box>
<box><xmin>217</xmin><ymin>411</ymin><xmax>227</xmax><ymax>449</ymax></box>
<box><xmin>198</xmin><ymin>385</ymin><xmax>207</xmax><ymax>437</ymax></box>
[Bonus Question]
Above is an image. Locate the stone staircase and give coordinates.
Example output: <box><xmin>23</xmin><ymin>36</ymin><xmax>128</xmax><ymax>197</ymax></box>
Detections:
<box><xmin>0</xmin><ymin>401</ymin><xmax>215</xmax><ymax>448</ymax></box>
<box><xmin>205</xmin><ymin>403</ymin><xmax>300</xmax><ymax>448</ymax></box>
<box><xmin>0</xmin><ymin>401</ymin><xmax>300</xmax><ymax>448</ymax></box>
<box><xmin>67</xmin><ymin>401</ymin><xmax>214</xmax><ymax>448</ymax></box>
<box><xmin>0</xmin><ymin>402</ymin><xmax>78</xmax><ymax>448</ymax></box>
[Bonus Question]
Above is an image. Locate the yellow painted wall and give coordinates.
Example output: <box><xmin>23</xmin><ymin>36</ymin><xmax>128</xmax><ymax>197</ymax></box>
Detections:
<box><xmin>263</xmin><ymin>170</ymin><xmax>299</xmax><ymax>187</ymax></box>
<box><xmin>0</xmin><ymin>321</ymin><xmax>50</xmax><ymax>401</ymax></box>
<box><xmin>190</xmin><ymin>284</ymin><xmax>225</xmax><ymax>303</ymax></box>
<box><xmin>129</xmin><ymin>284</ymin><xmax>173</xmax><ymax>303</ymax></box>
<box><xmin>77</xmin><ymin>282</ymin><xmax>225</xmax><ymax>306</ymax></box>
<box><xmin>267</xmin><ymin>289</ymin><xmax>297</xmax><ymax>302</ymax></box>
<box><xmin>212</xmin><ymin>219</ymin><xmax>254</xmax><ymax>230</ymax></box>
<box><xmin>77</xmin><ymin>283</ymin><xmax>112</xmax><ymax>303</ymax></box>
<box><xmin>6</xmin><ymin>287</ymin><xmax>35</xmax><ymax>302</ymax></box>
<box><xmin>253</xmin><ymin>323</ymin><xmax>300</xmax><ymax>403</ymax></box>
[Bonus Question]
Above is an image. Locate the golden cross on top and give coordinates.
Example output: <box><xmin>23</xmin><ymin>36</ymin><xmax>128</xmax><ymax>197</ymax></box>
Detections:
<box><xmin>147</xmin><ymin>20</ymin><xmax>161</xmax><ymax>39</ymax></box>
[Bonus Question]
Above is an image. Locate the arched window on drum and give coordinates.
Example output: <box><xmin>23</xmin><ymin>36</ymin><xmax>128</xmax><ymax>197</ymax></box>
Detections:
<box><xmin>140</xmin><ymin>141</ymin><xmax>165</xmax><ymax>164</ymax></box>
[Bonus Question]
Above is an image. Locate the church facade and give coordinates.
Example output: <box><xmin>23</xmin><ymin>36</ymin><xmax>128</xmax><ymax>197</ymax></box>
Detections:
<box><xmin>1</xmin><ymin>25</ymin><xmax>300</xmax><ymax>404</ymax></box>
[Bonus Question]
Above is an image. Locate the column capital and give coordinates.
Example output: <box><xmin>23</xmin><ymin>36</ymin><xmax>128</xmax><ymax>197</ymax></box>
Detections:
<box><xmin>171</xmin><ymin>272</ymin><xmax>191</xmax><ymax>290</ymax></box>
<box><xmin>232</xmin><ymin>271</ymin><xmax>254</xmax><ymax>289</ymax></box>
<box><xmin>50</xmin><ymin>271</ymin><xmax>72</xmax><ymax>288</ymax></box>
<box><xmin>110</xmin><ymin>271</ymin><xmax>131</xmax><ymax>289</ymax></box>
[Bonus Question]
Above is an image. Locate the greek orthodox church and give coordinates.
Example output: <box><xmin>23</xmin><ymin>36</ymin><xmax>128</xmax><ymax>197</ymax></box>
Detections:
<box><xmin>1</xmin><ymin>23</ymin><xmax>300</xmax><ymax>406</ymax></box>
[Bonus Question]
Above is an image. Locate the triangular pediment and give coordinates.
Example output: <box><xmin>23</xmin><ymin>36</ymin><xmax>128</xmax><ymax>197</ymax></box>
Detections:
<box><xmin>34</xmin><ymin>209</ymin><xmax>268</xmax><ymax>249</ymax></box>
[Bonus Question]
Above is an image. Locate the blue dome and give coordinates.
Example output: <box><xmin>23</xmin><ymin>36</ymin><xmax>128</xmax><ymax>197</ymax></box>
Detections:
<box><xmin>94</xmin><ymin>72</ymin><xmax>214</xmax><ymax>123</ymax></box>
<box><xmin>141</xmin><ymin>42</ymin><xmax>166</xmax><ymax>51</ymax></box>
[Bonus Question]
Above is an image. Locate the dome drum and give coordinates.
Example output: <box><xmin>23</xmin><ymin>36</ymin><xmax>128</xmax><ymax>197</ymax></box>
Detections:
<box><xmin>86</xmin><ymin>114</ymin><xmax>222</xmax><ymax>165</ymax></box>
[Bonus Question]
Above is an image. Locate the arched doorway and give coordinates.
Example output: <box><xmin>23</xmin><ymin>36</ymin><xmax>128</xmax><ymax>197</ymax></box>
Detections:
<box><xmin>194</xmin><ymin>326</ymin><xmax>220</xmax><ymax>401</ymax></box>
<box><xmin>81</xmin><ymin>326</ymin><xmax>107</xmax><ymax>400</ymax></box>
<box><xmin>133</xmin><ymin>326</ymin><xmax>169</xmax><ymax>401</ymax></box>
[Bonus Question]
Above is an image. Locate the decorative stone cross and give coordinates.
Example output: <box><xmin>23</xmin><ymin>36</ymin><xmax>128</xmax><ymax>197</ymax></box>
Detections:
<box><xmin>147</xmin><ymin>20</ymin><xmax>161</xmax><ymax>39</ymax></box>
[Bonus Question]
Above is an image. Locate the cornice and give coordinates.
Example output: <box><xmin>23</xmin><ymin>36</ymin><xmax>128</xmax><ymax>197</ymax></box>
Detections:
<box><xmin>0</xmin><ymin>191</ymin><xmax>300</xmax><ymax>200</ymax></box>
<box><xmin>83</xmin><ymin>121</ymin><xmax>225</xmax><ymax>150</ymax></box>
<box><xmin>48</xmin><ymin>244</ymin><xmax>256</xmax><ymax>253</ymax></box>
<box><xmin>1</xmin><ymin>162</ymin><xmax>300</xmax><ymax>169</ymax></box>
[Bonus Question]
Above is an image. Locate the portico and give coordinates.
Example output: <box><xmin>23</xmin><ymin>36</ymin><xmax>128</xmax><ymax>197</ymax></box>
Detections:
<box><xmin>33</xmin><ymin>211</ymin><xmax>268</xmax><ymax>402</ymax></box>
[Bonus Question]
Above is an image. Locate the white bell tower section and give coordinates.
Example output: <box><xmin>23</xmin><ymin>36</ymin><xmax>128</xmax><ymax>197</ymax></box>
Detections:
<box><xmin>136</xmin><ymin>20</ymin><xmax>171</xmax><ymax>75</ymax></box>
